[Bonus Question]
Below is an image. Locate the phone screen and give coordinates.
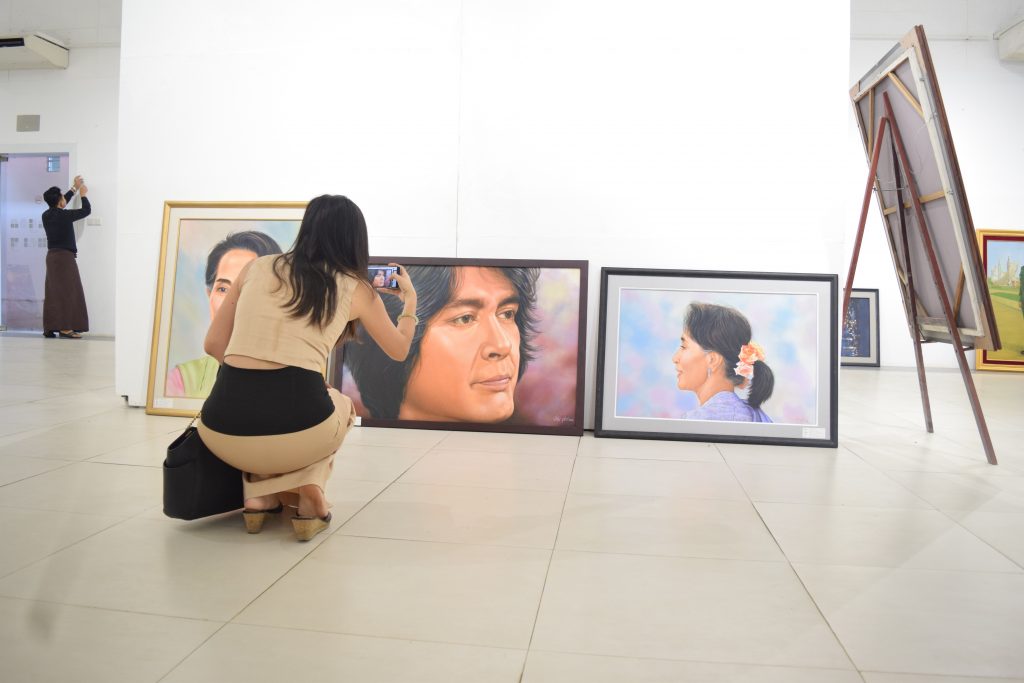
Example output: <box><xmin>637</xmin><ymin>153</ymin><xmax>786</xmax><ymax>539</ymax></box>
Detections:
<box><xmin>368</xmin><ymin>265</ymin><xmax>400</xmax><ymax>289</ymax></box>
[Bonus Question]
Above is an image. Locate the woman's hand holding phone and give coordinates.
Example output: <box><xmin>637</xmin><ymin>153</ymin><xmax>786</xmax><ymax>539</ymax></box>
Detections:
<box><xmin>381</xmin><ymin>263</ymin><xmax>416</xmax><ymax>306</ymax></box>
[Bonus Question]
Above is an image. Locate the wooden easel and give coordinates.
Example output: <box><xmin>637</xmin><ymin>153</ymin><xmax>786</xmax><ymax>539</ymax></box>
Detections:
<box><xmin>844</xmin><ymin>92</ymin><xmax>997</xmax><ymax>465</ymax></box>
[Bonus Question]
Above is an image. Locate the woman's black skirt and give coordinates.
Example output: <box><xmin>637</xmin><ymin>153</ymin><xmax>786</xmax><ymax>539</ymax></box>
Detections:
<box><xmin>200</xmin><ymin>364</ymin><xmax>334</xmax><ymax>437</ymax></box>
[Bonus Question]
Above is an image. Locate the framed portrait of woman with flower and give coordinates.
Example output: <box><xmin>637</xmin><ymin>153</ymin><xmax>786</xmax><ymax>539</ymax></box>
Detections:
<box><xmin>595</xmin><ymin>268</ymin><xmax>838</xmax><ymax>448</ymax></box>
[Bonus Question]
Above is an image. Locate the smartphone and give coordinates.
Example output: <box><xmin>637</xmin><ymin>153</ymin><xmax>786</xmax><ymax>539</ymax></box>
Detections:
<box><xmin>368</xmin><ymin>265</ymin><xmax>401</xmax><ymax>290</ymax></box>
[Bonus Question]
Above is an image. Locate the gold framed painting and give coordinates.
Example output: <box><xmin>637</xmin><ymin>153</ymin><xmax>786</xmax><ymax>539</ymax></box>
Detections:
<box><xmin>146</xmin><ymin>201</ymin><xmax>306</xmax><ymax>416</ymax></box>
<box><xmin>976</xmin><ymin>229</ymin><xmax>1024</xmax><ymax>372</ymax></box>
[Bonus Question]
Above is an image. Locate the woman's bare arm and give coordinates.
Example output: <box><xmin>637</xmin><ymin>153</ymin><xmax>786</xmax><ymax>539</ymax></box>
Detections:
<box><xmin>349</xmin><ymin>266</ymin><xmax>418</xmax><ymax>361</ymax></box>
<box><xmin>204</xmin><ymin>260</ymin><xmax>252</xmax><ymax>361</ymax></box>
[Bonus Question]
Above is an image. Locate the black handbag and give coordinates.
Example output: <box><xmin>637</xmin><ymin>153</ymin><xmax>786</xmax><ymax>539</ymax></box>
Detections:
<box><xmin>163</xmin><ymin>417</ymin><xmax>243</xmax><ymax>520</ymax></box>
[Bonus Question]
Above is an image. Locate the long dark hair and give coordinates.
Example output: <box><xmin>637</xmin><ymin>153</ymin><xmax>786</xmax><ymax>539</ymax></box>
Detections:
<box><xmin>345</xmin><ymin>265</ymin><xmax>540</xmax><ymax>418</ymax></box>
<box><xmin>684</xmin><ymin>302</ymin><xmax>774</xmax><ymax>409</ymax></box>
<box><xmin>272</xmin><ymin>195</ymin><xmax>369</xmax><ymax>329</ymax></box>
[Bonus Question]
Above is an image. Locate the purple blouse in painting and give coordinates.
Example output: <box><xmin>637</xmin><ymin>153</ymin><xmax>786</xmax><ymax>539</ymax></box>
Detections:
<box><xmin>685</xmin><ymin>390</ymin><xmax>772</xmax><ymax>423</ymax></box>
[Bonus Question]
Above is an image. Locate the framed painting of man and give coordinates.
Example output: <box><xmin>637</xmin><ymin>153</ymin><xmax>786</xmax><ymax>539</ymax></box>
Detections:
<box><xmin>976</xmin><ymin>230</ymin><xmax>1024</xmax><ymax>372</ymax></box>
<box><xmin>595</xmin><ymin>268</ymin><xmax>838</xmax><ymax>448</ymax></box>
<box><xmin>842</xmin><ymin>288</ymin><xmax>880</xmax><ymax>367</ymax></box>
<box><xmin>146</xmin><ymin>201</ymin><xmax>305</xmax><ymax>416</ymax></box>
<box><xmin>328</xmin><ymin>257</ymin><xmax>587</xmax><ymax>436</ymax></box>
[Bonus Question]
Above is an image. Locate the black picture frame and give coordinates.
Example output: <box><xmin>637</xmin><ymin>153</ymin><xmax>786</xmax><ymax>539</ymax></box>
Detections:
<box><xmin>329</xmin><ymin>257</ymin><xmax>588</xmax><ymax>436</ymax></box>
<box><xmin>595</xmin><ymin>267</ymin><xmax>838</xmax><ymax>448</ymax></box>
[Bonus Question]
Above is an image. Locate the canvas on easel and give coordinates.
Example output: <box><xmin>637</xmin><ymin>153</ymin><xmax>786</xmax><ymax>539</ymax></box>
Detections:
<box><xmin>849</xmin><ymin>26</ymin><xmax>998</xmax><ymax>350</ymax></box>
<box><xmin>847</xmin><ymin>26</ymin><xmax>1001</xmax><ymax>464</ymax></box>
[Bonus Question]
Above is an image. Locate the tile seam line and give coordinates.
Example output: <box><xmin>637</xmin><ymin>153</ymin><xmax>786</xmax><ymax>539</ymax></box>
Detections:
<box><xmin>517</xmin><ymin>436</ymin><xmax>582</xmax><ymax>682</ymax></box>
<box><xmin>0</xmin><ymin>513</ymin><xmax>128</xmax><ymax>581</ymax></box>
<box><xmin>715</xmin><ymin>440</ymin><xmax>867</xmax><ymax>681</ymax></box>
<box><xmin>215</xmin><ymin>620</ymin><xmax>531</xmax><ymax>653</ymax></box>
<box><xmin>199</xmin><ymin>446</ymin><xmax>432</xmax><ymax>632</ymax></box>
<box><xmin>0</xmin><ymin>593</ymin><xmax>228</xmax><ymax>624</ymax></box>
<box><xmin>862</xmin><ymin>448</ymin><xmax>1024</xmax><ymax>572</ymax></box>
<box><xmin>155</xmin><ymin>453</ymin><xmax>428</xmax><ymax>682</ymax></box>
<box><xmin>527</xmin><ymin>645</ymin><xmax>867</xmax><ymax>673</ymax></box>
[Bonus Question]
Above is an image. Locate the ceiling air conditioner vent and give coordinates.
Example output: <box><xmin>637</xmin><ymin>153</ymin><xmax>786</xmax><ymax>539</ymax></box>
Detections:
<box><xmin>0</xmin><ymin>33</ymin><xmax>68</xmax><ymax>70</ymax></box>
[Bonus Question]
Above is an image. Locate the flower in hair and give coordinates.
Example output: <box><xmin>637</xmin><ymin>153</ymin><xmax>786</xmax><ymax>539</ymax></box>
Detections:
<box><xmin>734</xmin><ymin>342</ymin><xmax>765</xmax><ymax>380</ymax></box>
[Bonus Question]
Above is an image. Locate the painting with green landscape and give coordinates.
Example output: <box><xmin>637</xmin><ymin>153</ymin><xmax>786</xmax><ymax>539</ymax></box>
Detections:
<box><xmin>977</xmin><ymin>230</ymin><xmax>1024</xmax><ymax>371</ymax></box>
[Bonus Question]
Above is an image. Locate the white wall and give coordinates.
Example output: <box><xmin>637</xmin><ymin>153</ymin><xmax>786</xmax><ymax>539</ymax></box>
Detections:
<box><xmin>0</xmin><ymin>48</ymin><xmax>121</xmax><ymax>336</ymax></box>
<box><xmin>117</xmin><ymin>0</ymin><xmax>851</xmax><ymax>417</ymax></box>
<box><xmin>849</xmin><ymin>0</ymin><xmax>1024</xmax><ymax>368</ymax></box>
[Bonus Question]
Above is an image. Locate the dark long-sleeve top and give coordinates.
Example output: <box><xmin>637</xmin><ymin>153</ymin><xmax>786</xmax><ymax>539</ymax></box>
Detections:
<box><xmin>42</xmin><ymin>190</ymin><xmax>91</xmax><ymax>254</ymax></box>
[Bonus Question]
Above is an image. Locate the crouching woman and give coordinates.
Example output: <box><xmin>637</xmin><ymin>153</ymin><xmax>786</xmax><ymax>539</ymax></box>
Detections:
<box><xmin>197</xmin><ymin>195</ymin><xmax>417</xmax><ymax>540</ymax></box>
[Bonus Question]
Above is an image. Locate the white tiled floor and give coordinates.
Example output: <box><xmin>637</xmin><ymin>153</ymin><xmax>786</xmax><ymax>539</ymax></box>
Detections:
<box><xmin>1</xmin><ymin>336</ymin><xmax>1023</xmax><ymax>682</ymax></box>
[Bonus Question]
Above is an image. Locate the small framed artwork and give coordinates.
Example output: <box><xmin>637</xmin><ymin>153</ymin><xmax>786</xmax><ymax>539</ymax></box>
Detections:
<box><xmin>976</xmin><ymin>229</ymin><xmax>1024</xmax><ymax>372</ymax></box>
<box><xmin>329</xmin><ymin>257</ymin><xmax>588</xmax><ymax>435</ymax></box>
<box><xmin>841</xmin><ymin>288</ymin><xmax>880</xmax><ymax>367</ymax></box>
<box><xmin>147</xmin><ymin>201</ymin><xmax>305</xmax><ymax>416</ymax></box>
<box><xmin>595</xmin><ymin>268</ymin><xmax>838</xmax><ymax>448</ymax></box>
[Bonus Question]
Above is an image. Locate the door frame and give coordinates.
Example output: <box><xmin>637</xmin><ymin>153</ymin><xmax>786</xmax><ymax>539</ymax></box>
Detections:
<box><xmin>0</xmin><ymin>144</ymin><xmax>77</xmax><ymax>329</ymax></box>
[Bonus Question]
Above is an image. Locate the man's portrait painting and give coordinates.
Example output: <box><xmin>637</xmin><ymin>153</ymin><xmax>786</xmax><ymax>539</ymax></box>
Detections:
<box><xmin>147</xmin><ymin>202</ymin><xmax>306</xmax><ymax>416</ymax></box>
<box><xmin>596</xmin><ymin>268</ymin><xmax>838</xmax><ymax>448</ymax></box>
<box><xmin>977</xmin><ymin>230</ymin><xmax>1024</xmax><ymax>372</ymax></box>
<box><xmin>330</xmin><ymin>258</ymin><xmax>587</xmax><ymax>435</ymax></box>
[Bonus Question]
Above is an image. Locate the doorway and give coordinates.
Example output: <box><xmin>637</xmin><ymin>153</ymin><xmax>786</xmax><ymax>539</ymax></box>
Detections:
<box><xmin>0</xmin><ymin>153</ymin><xmax>69</xmax><ymax>331</ymax></box>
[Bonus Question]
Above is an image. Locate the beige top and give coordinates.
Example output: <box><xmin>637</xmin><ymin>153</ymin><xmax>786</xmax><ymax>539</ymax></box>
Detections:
<box><xmin>224</xmin><ymin>255</ymin><xmax>357</xmax><ymax>374</ymax></box>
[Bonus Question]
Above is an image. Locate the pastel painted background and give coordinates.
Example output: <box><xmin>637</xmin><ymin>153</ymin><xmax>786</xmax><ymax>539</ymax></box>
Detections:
<box><xmin>164</xmin><ymin>219</ymin><xmax>300</xmax><ymax>393</ymax></box>
<box><xmin>614</xmin><ymin>287</ymin><xmax>820</xmax><ymax>425</ymax></box>
<box><xmin>336</xmin><ymin>266</ymin><xmax>582</xmax><ymax>428</ymax></box>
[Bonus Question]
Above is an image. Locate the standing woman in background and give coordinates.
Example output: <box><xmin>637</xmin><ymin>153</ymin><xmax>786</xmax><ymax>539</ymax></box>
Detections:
<box><xmin>198</xmin><ymin>195</ymin><xmax>418</xmax><ymax>541</ymax></box>
<box><xmin>41</xmin><ymin>175</ymin><xmax>91</xmax><ymax>339</ymax></box>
